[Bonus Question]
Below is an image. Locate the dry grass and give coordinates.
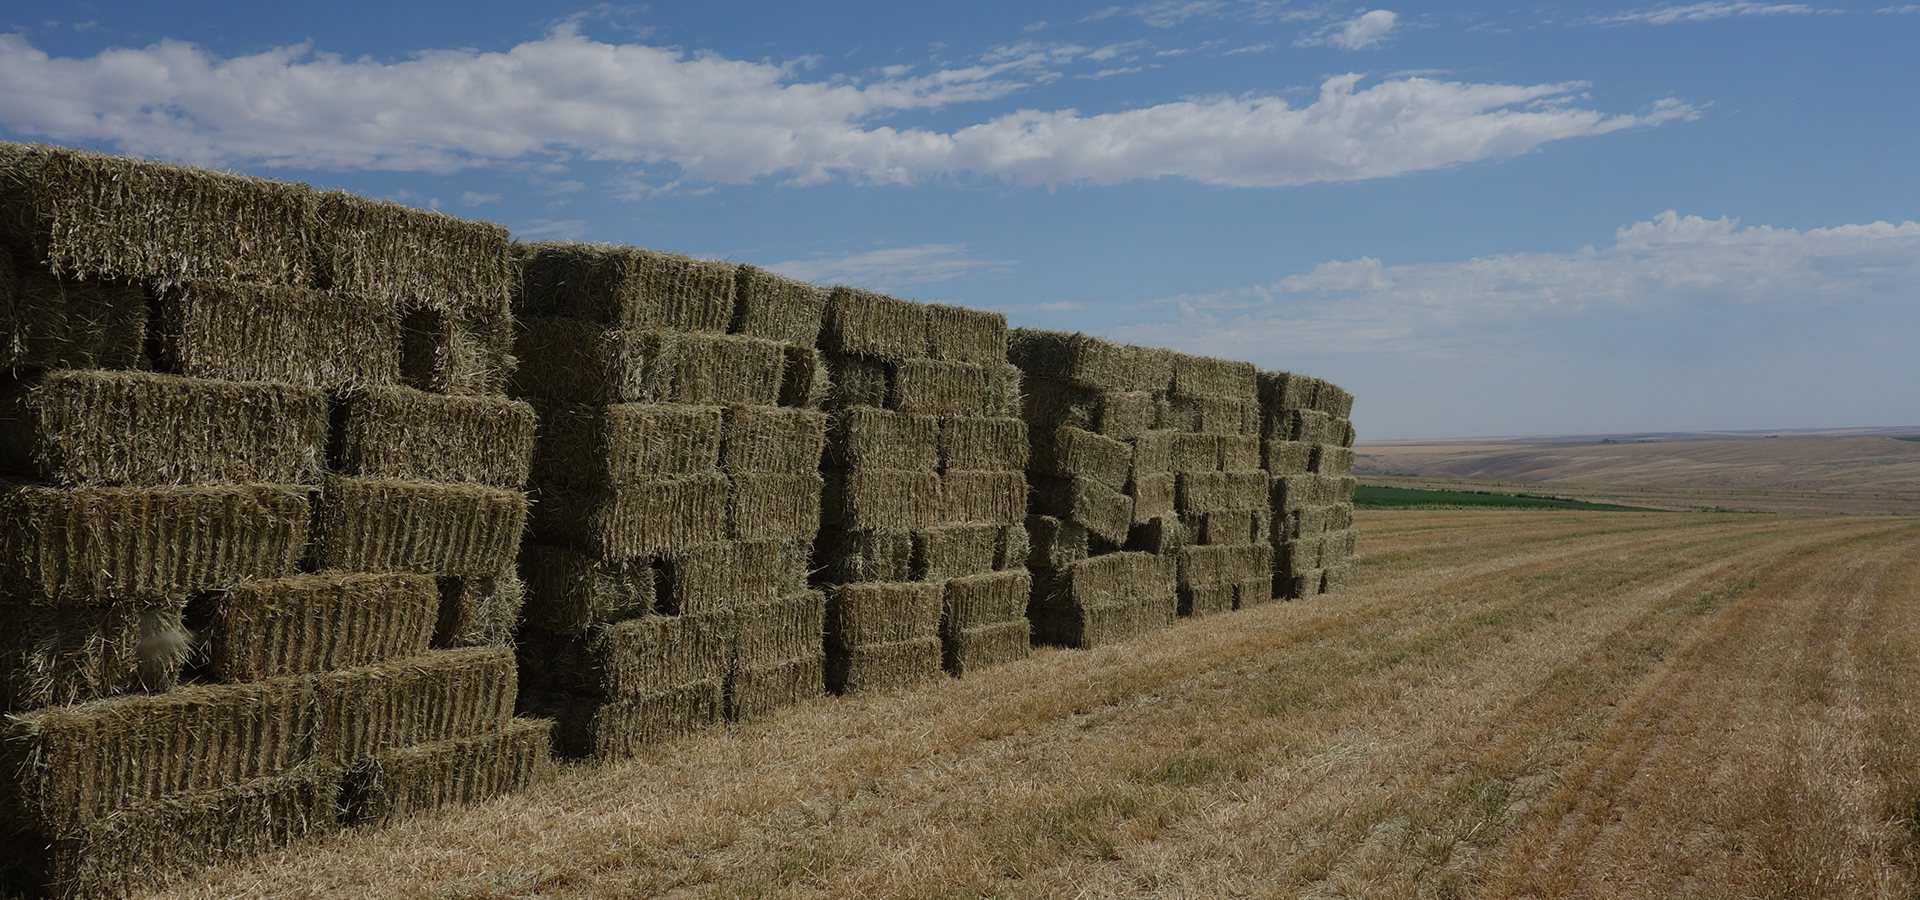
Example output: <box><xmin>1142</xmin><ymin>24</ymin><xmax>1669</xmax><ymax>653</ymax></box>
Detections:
<box><xmin>137</xmin><ymin>510</ymin><xmax>1920</xmax><ymax>899</ymax></box>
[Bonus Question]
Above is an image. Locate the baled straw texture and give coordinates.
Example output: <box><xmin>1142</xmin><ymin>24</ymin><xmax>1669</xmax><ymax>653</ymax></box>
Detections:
<box><xmin>198</xmin><ymin>573</ymin><xmax>438</xmax><ymax>683</ymax></box>
<box><xmin>1131</xmin><ymin>430</ymin><xmax>1176</xmax><ymax>475</ymax></box>
<box><xmin>1256</xmin><ymin>370</ymin><xmax>1318</xmax><ymax>413</ymax></box>
<box><xmin>153</xmin><ymin>280</ymin><xmax>400</xmax><ymax>389</ymax></box>
<box><xmin>814</xmin><ymin>529</ymin><xmax>915</xmax><ymax>584</ymax></box>
<box><xmin>0</xmin><ymin>370</ymin><xmax>327</xmax><ymax>487</ymax></box>
<box><xmin>938</xmin><ymin>416</ymin><xmax>1028</xmax><ymax>472</ymax></box>
<box><xmin>1312</xmin><ymin>445</ymin><xmax>1357</xmax><ymax>476</ymax></box>
<box><xmin>1175</xmin><ymin>471</ymin><xmax>1270</xmax><ymax>513</ymax></box>
<box><xmin>518</xmin><ymin>544</ymin><xmax>656</xmax><ymax>635</ymax></box>
<box><xmin>1262</xmin><ymin>439</ymin><xmax>1314</xmax><ymax>476</ymax></box>
<box><xmin>577</xmin><ymin>613</ymin><xmax>737</xmax><ymax>700</ymax></box>
<box><xmin>733</xmin><ymin>264</ymin><xmax>826</xmax><ymax>344</ymax></box>
<box><xmin>1313</xmin><ymin>380</ymin><xmax>1355</xmax><ymax>418</ymax></box>
<box><xmin>315</xmin><ymin>646</ymin><xmax>517</xmax><ymax>765</ymax></box>
<box><xmin>340</xmin><ymin>717</ymin><xmax>551</xmax><ymax>829</ymax></box>
<box><xmin>532</xmin><ymin>678</ymin><xmax>724</xmax><ymax>759</ymax></box>
<box><xmin>0</xmin><ymin>265</ymin><xmax>148</xmax><ymax>371</ymax></box>
<box><xmin>1168</xmin><ymin>394</ymin><xmax>1260</xmax><ymax>435</ymax></box>
<box><xmin>889</xmin><ymin>358</ymin><xmax>988</xmax><ymax>417</ymax></box>
<box><xmin>727</xmin><ymin>654</ymin><xmax>824</xmax><ymax>722</ymax></box>
<box><xmin>1265</xmin><ymin>408</ymin><xmax>1335</xmax><ymax>444</ymax></box>
<box><xmin>1029</xmin><ymin>552</ymin><xmax>1175</xmax><ymax>648</ymax></box>
<box><xmin>433</xmin><ymin>573</ymin><xmax>526</xmax><ymax>648</ymax></box>
<box><xmin>1007</xmin><ymin>329</ymin><xmax>1174</xmax><ymax>393</ymax></box>
<box><xmin>1169</xmin><ymin>433</ymin><xmax>1225</xmax><ymax>473</ymax></box>
<box><xmin>397</xmin><ymin>304</ymin><xmax>516</xmax><ymax>397</ymax></box>
<box><xmin>530</xmin><ymin>402</ymin><xmax>722</xmax><ymax>489</ymax></box>
<box><xmin>1177</xmin><ymin>544</ymin><xmax>1272</xmax><ymax>589</ymax></box>
<box><xmin>1096</xmin><ymin>390</ymin><xmax>1158</xmax><ymax>440</ymax></box>
<box><xmin>720</xmin><ymin>405</ymin><xmax>827</xmax><ymax>475</ymax></box>
<box><xmin>659</xmin><ymin>540</ymin><xmax>809</xmax><ymax>616</ymax></box>
<box><xmin>312</xmin><ymin>477</ymin><xmax>526</xmax><ymax>577</ymax></box>
<box><xmin>1019</xmin><ymin>376</ymin><xmax>1099</xmax><ymax>433</ymax></box>
<box><xmin>729</xmin><ymin>472</ymin><xmax>825</xmax><ymax>543</ymax></box>
<box><xmin>822</xmin><ymin>469</ymin><xmax>942</xmax><ymax>534</ymax></box>
<box><xmin>1035</xmin><ymin>425</ymin><xmax>1132</xmax><ymax>490</ymax></box>
<box><xmin>825</xmin><ymin>582</ymin><xmax>944</xmax><ymax>648</ymax></box>
<box><xmin>735</xmin><ymin>590</ymin><xmax>827</xmax><ymax>670</ymax></box>
<box><xmin>1236</xmin><ymin>569</ymin><xmax>1276</xmax><ymax>608</ymax></box>
<box><xmin>515</xmin><ymin>242</ymin><xmax>734</xmax><ymax>332</ymax></box>
<box><xmin>1032</xmin><ymin>475</ymin><xmax>1134</xmax><ymax>545</ymax></box>
<box><xmin>1180</xmin><ymin>584</ymin><xmax>1236</xmax><ymax>618</ymax></box>
<box><xmin>315</xmin><ymin>190</ymin><xmax>511</xmax><ymax>319</ymax></box>
<box><xmin>333</xmin><ymin>385</ymin><xmax>535</xmax><ymax>489</ymax></box>
<box><xmin>1170</xmin><ymin>352</ymin><xmax>1257</xmax><ymax>401</ymax></box>
<box><xmin>1130</xmin><ymin>474</ymin><xmax>1177</xmax><ymax>525</ymax></box>
<box><xmin>673</xmin><ymin>331</ymin><xmax>788</xmax><ymax>406</ymax></box>
<box><xmin>821</xmin><ymin>288</ymin><xmax>928</xmax><ymax>361</ymax></box>
<box><xmin>911</xmin><ymin>524</ymin><xmax>1004</xmax><ymax>581</ymax></box>
<box><xmin>780</xmin><ymin>345</ymin><xmax>833</xmax><ymax>409</ymax></box>
<box><xmin>1025</xmin><ymin>515</ymin><xmax>1090</xmax><ymax>572</ymax></box>
<box><xmin>937</xmin><ymin>470</ymin><xmax>1028</xmax><ymax>527</ymax></box>
<box><xmin>828</xmin><ymin>408</ymin><xmax>939</xmax><ymax>472</ymax></box>
<box><xmin>0</xmin><ymin>603</ymin><xmax>187</xmax><ymax>712</ymax></box>
<box><xmin>510</xmin><ymin>320</ymin><xmax>782</xmax><ymax>406</ymax></box>
<box><xmin>943</xmin><ymin>618</ymin><xmax>1031</xmax><ymax>677</ymax></box>
<box><xmin>0</xmin><ymin>483</ymin><xmax>310</xmax><ymax>603</ymax></box>
<box><xmin>1221</xmin><ymin>434</ymin><xmax>1263</xmax><ymax>472</ymax></box>
<box><xmin>532</xmin><ymin>475</ymin><xmax>729</xmax><ymax>560</ymax></box>
<box><xmin>941</xmin><ymin>570</ymin><xmax>1032</xmax><ymax>633</ymax></box>
<box><xmin>1126</xmin><ymin>514</ymin><xmax>1188</xmax><ymax>556</ymax></box>
<box><xmin>823</xmin><ymin>352</ymin><xmax>890</xmax><ymax>410</ymax></box>
<box><xmin>825</xmin><ymin>636</ymin><xmax>942</xmax><ymax>695</ymax></box>
<box><xmin>925</xmin><ymin>303</ymin><xmax>1008</xmax><ymax>365</ymax></box>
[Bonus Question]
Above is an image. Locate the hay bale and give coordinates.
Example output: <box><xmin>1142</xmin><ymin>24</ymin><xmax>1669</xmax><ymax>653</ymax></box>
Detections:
<box><xmin>938</xmin><ymin>470</ymin><xmax>1027</xmax><ymax>527</ymax></box>
<box><xmin>939</xmin><ymin>416</ymin><xmax>1028</xmax><ymax>472</ymax></box>
<box><xmin>1179</xmin><ymin>585</ymin><xmax>1236</xmax><ymax>618</ymax></box>
<box><xmin>912</xmin><ymin>524</ymin><xmax>1003</xmax><ymax>581</ymax></box>
<box><xmin>984</xmin><ymin>363</ymin><xmax>1024</xmax><ymax>418</ymax></box>
<box><xmin>821</xmin><ymin>288</ymin><xmax>927</xmax><ymax>361</ymax></box>
<box><xmin>1276</xmin><ymin>505</ymin><xmax>1331</xmax><ymax>542</ymax></box>
<box><xmin>1234</xmin><ymin>574</ymin><xmax>1275</xmax><ymax>609</ymax></box>
<box><xmin>1337</xmin><ymin>419</ymin><xmax>1357</xmax><ymax>449</ymax></box>
<box><xmin>1328</xmin><ymin>503</ymin><xmax>1355</xmax><ymax>531</ymax></box>
<box><xmin>531</xmin><ymin>402</ymin><xmax>722</xmax><ymax>488</ymax></box>
<box><xmin>1169</xmin><ymin>434</ymin><xmax>1224</xmax><ymax>474</ymax></box>
<box><xmin>1131</xmin><ymin>430</ymin><xmax>1175</xmax><ymax>476</ymax></box>
<box><xmin>659</xmin><ymin>541</ymin><xmax>808</xmax><ymax>615</ymax></box>
<box><xmin>152</xmin><ymin>280</ymin><xmax>399</xmax><ymax>389</ymax></box>
<box><xmin>736</xmin><ymin>591</ymin><xmax>827</xmax><ymax>670</ymax></box>
<box><xmin>0</xmin><ymin>603</ymin><xmax>187</xmax><ymax>712</ymax></box>
<box><xmin>891</xmin><ymin>358</ymin><xmax>987</xmax><ymax>417</ymax></box>
<box><xmin>823</xmin><ymin>352</ymin><xmax>891</xmax><ymax>410</ymax></box>
<box><xmin>1196</xmin><ymin>509</ymin><xmax>1257</xmax><ymax>545</ymax></box>
<box><xmin>1265</xmin><ymin>409</ymin><xmax>1334</xmax><ymax>445</ymax></box>
<box><xmin>1221</xmin><ymin>435</ymin><xmax>1263</xmax><ymax>473</ymax></box>
<box><xmin>1168</xmin><ymin>395</ymin><xmax>1259</xmax><ymax>436</ymax></box>
<box><xmin>825</xmin><ymin>582</ymin><xmax>943</xmax><ymax>647</ymax></box>
<box><xmin>398</xmin><ymin>305</ymin><xmax>516</xmax><ymax>397</ymax></box>
<box><xmin>1279</xmin><ymin>568</ymin><xmax>1324</xmax><ymax>599</ymax></box>
<box><xmin>1175</xmin><ymin>472</ymin><xmax>1269</xmax><ymax>513</ymax></box>
<box><xmin>1256</xmin><ymin>370</ymin><xmax>1318</xmax><ymax>412</ymax></box>
<box><xmin>825</xmin><ymin>636</ymin><xmax>942</xmax><ymax>695</ymax></box>
<box><xmin>780</xmin><ymin>345</ymin><xmax>833</xmax><ymax>409</ymax></box>
<box><xmin>941</xmin><ymin>570</ymin><xmax>1032</xmax><ymax>633</ymax></box>
<box><xmin>814</xmin><ymin>529</ymin><xmax>915</xmax><ymax>584</ymax></box>
<box><xmin>510</xmin><ymin>318</ymin><xmax>674</xmax><ymax>405</ymax></box>
<box><xmin>1019</xmin><ymin>376</ymin><xmax>1099</xmax><ymax>432</ymax></box>
<box><xmin>1096</xmin><ymin>391</ymin><xmax>1158</xmax><ymax>440</ymax></box>
<box><xmin>312</xmin><ymin>477</ymin><xmax>526</xmax><ymax>577</ymax></box>
<box><xmin>1312</xmin><ymin>445</ymin><xmax>1357</xmax><ymax>477</ymax></box>
<box><xmin>1171</xmin><ymin>354</ymin><xmax>1257</xmax><ymax>401</ymax></box>
<box><xmin>536</xmin><ymin>679</ymin><xmax>724</xmax><ymax>758</ymax></box>
<box><xmin>3</xmin><ymin>144</ymin><xmax>318</xmax><ymax>288</ymax></box>
<box><xmin>1271</xmin><ymin>475</ymin><xmax>1343</xmax><ymax>514</ymax></box>
<box><xmin>1035</xmin><ymin>426</ymin><xmax>1132</xmax><ymax>491</ymax></box>
<box><xmin>1026</xmin><ymin>515</ymin><xmax>1090</xmax><ymax>571</ymax></box>
<box><xmin>199</xmin><ymin>573</ymin><xmax>438</xmax><ymax>682</ymax></box>
<box><xmin>1278</xmin><ymin>536</ymin><xmax>1326</xmax><ymax>575</ymax></box>
<box><xmin>514</xmin><ymin>242</ymin><xmax>734</xmax><ymax>332</ymax></box>
<box><xmin>1322</xmin><ymin>562</ymin><xmax>1355</xmax><ymax>594</ymax></box>
<box><xmin>433</xmin><ymin>574</ymin><xmax>525</xmax><ymax>649</ymax></box>
<box><xmin>532</xmin><ymin>474</ymin><xmax>729</xmax><ymax>560</ymax></box>
<box><xmin>733</xmin><ymin>265</ymin><xmax>826</xmax><ymax>345</ymax></box>
<box><xmin>1178</xmin><ymin>544</ymin><xmax>1271</xmax><ymax>590</ymax></box>
<box><xmin>0</xmin><ymin>483</ymin><xmax>309</xmax><ymax>603</ymax></box>
<box><xmin>314</xmin><ymin>190</ymin><xmax>510</xmax><ymax>318</ymax></box>
<box><xmin>727</xmin><ymin>654</ymin><xmax>823</xmax><ymax>722</ymax></box>
<box><xmin>341</xmin><ymin>717</ymin><xmax>550</xmax><ymax>829</ymax></box>
<box><xmin>550</xmin><ymin>613</ymin><xmax>736</xmax><ymax>701</ymax></box>
<box><xmin>1130</xmin><ymin>473</ymin><xmax>1177</xmax><ymax>525</ymax></box>
<box><xmin>1007</xmin><ymin>329</ymin><xmax>1173</xmax><ymax>393</ymax></box>
<box><xmin>0</xmin><ymin>370</ymin><xmax>328</xmax><ymax>487</ymax></box>
<box><xmin>7</xmin><ymin>763</ymin><xmax>340</xmax><ymax>900</ymax></box>
<box><xmin>1029</xmin><ymin>552</ymin><xmax>1176</xmax><ymax>649</ymax></box>
<box><xmin>720</xmin><ymin>405</ymin><xmax>827</xmax><ymax>475</ymax></box>
<box><xmin>1313</xmin><ymin>381</ymin><xmax>1355</xmax><ymax>418</ymax></box>
<box><xmin>1032</xmin><ymin>476</ymin><xmax>1133</xmax><ymax>546</ymax></box>
<box><xmin>518</xmin><ymin>544</ymin><xmax>655</xmax><ymax>635</ymax></box>
<box><xmin>943</xmin><ymin>618</ymin><xmax>1030</xmax><ymax>677</ymax></box>
<box><xmin>1124</xmin><ymin>515</ymin><xmax>1189</xmax><ymax>556</ymax></box>
<box><xmin>0</xmin><ymin>676</ymin><xmax>318</xmax><ymax>831</ymax></box>
<box><xmin>1</xmin><ymin>266</ymin><xmax>148</xmax><ymax>372</ymax></box>
<box><xmin>822</xmin><ymin>468</ymin><xmax>942</xmax><ymax>534</ymax></box>
<box><xmin>672</xmin><ymin>332</ymin><xmax>788</xmax><ymax>406</ymax></box>
<box><xmin>924</xmin><ymin>303</ymin><xmax>1006</xmax><ymax>365</ymax></box>
<box><xmin>316</xmin><ymin>647</ymin><xmax>517</xmax><ymax>765</ymax></box>
<box><xmin>997</xmin><ymin>523</ymin><xmax>1030</xmax><ymax>571</ymax></box>
<box><xmin>1262</xmin><ymin>440</ymin><xmax>1314</xmax><ymax>476</ymax></box>
<box><xmin>1323</xmin><ymin>529</ymin><xmax>1358</xmax><ymax>566</ymax></box>
<box><xmin>334</xmin><ymin>386</ymin><xmax>534</xmax><ymax>490</ymax></box>
<box><xmin>828</xmin><ymin>408</ymin><xmax>938</xmax><ymax>472</ymax></box>
<box><xmin>730</xmin><ymin>472</ymin><xmax>824</xmax><ymax>543</ymax></box>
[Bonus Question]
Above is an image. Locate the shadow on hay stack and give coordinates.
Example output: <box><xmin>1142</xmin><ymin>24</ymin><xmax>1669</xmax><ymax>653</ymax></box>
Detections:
<box><xmin>509</xmin><ymin>245</ymin><xmax>829</xmax><ymax>758</ymax></box>
<box><xmin>813</xmin><ymin>290</ymin><xmax>1031</xmax><ymax>690</ymax></box>
<box><xmin>0</xmin><ymin>142</ymin><xmax>548</xmax><ymax>899</ymax></box>
<box><xmin>1257</xmin><ymin>371</ymin><xmax>1359</xmax><ymax>597</ymax></box>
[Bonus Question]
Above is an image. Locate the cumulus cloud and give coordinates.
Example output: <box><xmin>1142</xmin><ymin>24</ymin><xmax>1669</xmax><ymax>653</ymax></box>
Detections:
<box><xmin>1297</xmin><ymin>10</ymin><xmax>1400</xmax><ymax>49</ymax></box>
<box><xmin>1589</xmin><ymin>2</ymin><xmax>1817</xmax><ymax>25</ymax></box>
<box><xmin>0</xmin><ymin>29</ymin><xmax>1691</xmax><ymax>188</ymax></box>
<box><xmin>767</xmin><ymin>244</ymin><xmax>1014</xmax><ymax>290</ymax></box>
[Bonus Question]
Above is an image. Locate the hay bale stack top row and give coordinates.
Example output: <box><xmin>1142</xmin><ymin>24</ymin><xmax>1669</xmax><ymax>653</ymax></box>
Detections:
<box><xmin>1258</xmin><ymin>370</ymin><xmax>1358</xmax><ymax>598</ymax></box>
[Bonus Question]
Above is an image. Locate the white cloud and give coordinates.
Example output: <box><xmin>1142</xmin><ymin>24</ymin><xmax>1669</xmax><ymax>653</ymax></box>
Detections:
<box><xmin>1298</xmin><ymin>10</ymin><xmax>1400</xmax><ymax>50</ymax></box>
<box><xmin>0</xmin><ymin>29</ymin><xmax>1692</xmax><ymax>188</ymax></box>
<box><xmin>1590</xmin><ymin>2</ymin><xmax>1816</xmax><ymax>25</ymax></box>
<box><xmin>1082</xmin><ymin>2</ymin><xmax>1230</xmax><ymax>27</ymax></box>
<box><xmin>767</xmin><ymin>244</ymin><xmax>1015</xmax><ymax>290</ymax></box>
<box><xmin>1115</xmin><ymin>213</ymin><xmax>1920</xmax><ymax>437</ymax></box>
<box><xmin>457</xmin><ymin>190</ymin><xmax>501</xmax><ymax>206</ymax></box>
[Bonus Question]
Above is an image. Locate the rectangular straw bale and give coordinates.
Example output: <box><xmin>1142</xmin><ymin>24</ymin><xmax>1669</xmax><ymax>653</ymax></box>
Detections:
<box><xmin>822</xmin><ymin>468</ymin><xmax>941</xmax><ymax>533</ymax></box>
<box><xmin>1178</xmin><ymin>471</ymin><xmax>1271</xmax><ymax>511</ymax></box>
<box><xmin>1125</xmin><ymin>515</ymin><xmax>1189</xmax><ymax>556</ymax></box>
<box><xmin>532</xmin><ymin>402</ymin><xmax>722</xmax><ymax>488</ymax></box>
<box><xmin>912</xmin><ymin>524</ymin><xmax>1002</xmax><ymax>581</ymax></box>
<box><xmin>10</xmin><ymin>145</ymin><xmax>318</xmax><ymax>288</ymax></box>
<box><xmin>1026</xmin><ymin>515</ymin><xmax>1089</xmax><ymax>571</ymax></box>
<box><xmin>571</xmin><ymin>613</ymin><xmax>736</xmax><ymax>700</ymax></box>
<box><xmin>1131</xmin><ymin>430</ymin><xmax>1175</xmax><ymax>475</ymax></box>
<box><xmin>14</xmin><ymin>763</ymin><xmax>341</xmax><ymax>900</ymax></box>
<box><xmin>509</xmin><ymin>318</ymin><xmax>675</xmax><ymax>405</ymax></box>
<box><xmin>939</xmin><ymin>470</ymin><xmax>1027</xmax><ymax>526</ymax></box>
<box><xmin>729</xmin><ymin>472</ymin><xmax>824</xmax><ymax>543</ymax></box>
<box><xmin>395</xmin><ymin>304</ymin><xmax>515</xmax><ymax>397</ymax></box>
<box><xmin>1036</xmin><ymin>426</ymin><xmax>1132</xmax><ymax>490</ymax></box>
<box><xmin>1043</xmin><ymin>552</ymin><xmax>1173</xmax><ymax>614</ymax></box>
<box><xmin>984</xmin><ymin>363</ymin><xmax>1023</xmax><ymax>418</ymax></box>
<box><xmin>334</xmin><ymin>386</ymin><xmax>534</xmax><ymax>489</ymax></box>
<box><xmin>1172</xmin><ymin>354</ymin><xmax>1257</xmax><ymax>401</ymax></box>
<box><xmin>1263</xmin><ymin>440</ymin><xmax>1314</xmax><ymax>476</ymax></box>
<box><xmin>736</xmin><ymin>591</ymin><xmax>827</xmax><ymax>670</ymax></box>
<box><xmin>1280</xmin><ymin>568</ymin><xmax>1325</xmax><ymax>599</ymax></box>
<box><xmin>1271</xmin><ymin>475</ymin><xmax>1341</xmax><ymax>513</ymax></box>
<box><xmin>540</xmin><ymin>679</ymin><xmax>724</xmax><ymax>759</ymax></box>
<box><xmin>672</xmin><ymin>332</ymin><xmax>786</xmax><ymax>406</ymax></box>
<box><xmin>0</xmin><ymin>603</ymin><xmax>187</xmax><ymax>712</ymax></box>
<box><xmin>660</xmin><ymin>541</ymin><xmax>808</xmax><ymax>615</ymax></box>
<box><xmin>728</xmin><ymin>655</ymin><xmax>824</xmax><ymax>722</ymax></box>
<box><xmin>1313</xmin><ymin>381</ymin><xmax>1355</xmax><ymax>418</ymax></box>
<box><xmin>939</xmin><ymin>416</ymin><xmax>1028</xmax><ymax>472</ymax></box>
<box><xmin>997</xmin><ymin>523</ymin><xmax>1029</xmax><ymax>571</ymax></box>
<box><xmin>1008</xmin><ymin>329</ymin><xmax>1171</xmax><ymax>392</ymax></box>
<box><xmin>316</xmin><ymin>647</ymin><xmax>517</xmax><ymax>765</ymax></box>
<box><xmin>925</xmin><ymin>303</ymin><xmax>1007</xmax><ymax>365</ymax></box>
<box><xmin>153</xmin><ymin>280</ymin><xmax>399</xmax><ymax>389</ymax></box>
<box><xmin>1032</xmin><ymin>476</ymin><xmax>1133</xmax><ymax>545</ymax></box>
<box><xmin>721</xmin><ymin>405</ymin><xmax>827</xmax><ymax>475</ymax></box>
<box><xmin>0</xmin><ymin>483</ymin><xmax>310</xmax><ymax>603</ymax></box>
<box><xmin>1169</xmin><ymin>434</ymin><xmax>1224</xmax><ymax>473</ymax></box>
<box><xmin>532</xmin><ymin>474</ymin><xmax>729</xmax><ymax>559</ymax></box>
<box><xmin>1264</xmin><ymin>409</ymin><xmax>1333</xmax><ymax>444</ymax></box>
<box><xmin>942</xmin><ymin>570</ymin><xmax>1033</xmax><ymax>633</ymax></box>
<box><xmin>828</xmin><ymin>407</ymin><xmax>939</xmax><ymax>471</ymax></box>
<box><xmin>825</xmin><ymin>636</ymin><xmax>941</xmax><ymax>694</ymax></box>
<box><xmin>1077</xmin><ymin>596</ymin><xmax>1177</xmax><ymax>649</ymax></box>
<box><xmin>1324</xmin><ymin>529</ymin><xmax>1358</xmax><ymax>564</ymax></box>
<box><xmin>1257</xmin><ymin>370</ymin><xmax>1318</xmax><ymax>412</ymax></box>
<box><xmin>1221</xmin><ymin>435</ymin><xmax>1263</xmax><ymax>473</ymax></box>
<box><xmin>1197</xmin><ymin>509</ymin><xmax>1257</xmax><ymax>545</ymax></box>
<box><xmin>1336</xmin><ymin>419</ymin><xmax>1357</xmax><ymax>448</ymax></box>
<box><xmin>0</xmin><ymin>370</ymin><xmax>328</xmax><ymax>487</ymax></box>
<box><xmin>1177</xmin><ymin>544</ymin><xmax>1244</xmax><ymax>589</ymax></box>
<box><xmin>1029</xmin><ymin>554</ymin><xmax>1175</xmax><ymax>648</ymax></box>
<box><xmin>341</xmin><ymin>717</ymin><xmax>550</xmax><ymax>829</ymax></box>
<box><xmin>943</xmin><ymin>618</ymin><xmax>1030</xmax><ymax>677</ymax></box>
<box><xmin>733</xmin><ymin>264</ymin><xmax>826</xmax><ymax>344</ymax></box>
<box><xmin>1234</xmin><ymin>573</ymin><xmax>1275</xmax><ymax>609</ymax></box>
<box><xmin>780</xmin><ymin>345</ymin><xmax>832</xmax><ymax>409</ymax></box>
<box><xmin>0</xmin><ymin>676</ymin><xmax>319</xmax><ymax>831</ymax></box>
<box><xmin>1323</xmin><ymin>562</ymin><xmax>1354</xmax><ymax>594</ymax></box>
<box><xmin>1129</xmin><ymin>473</ymin><xmax>1176</xmax><ymax>525</ymax></box>
<box><xmin>1168</xmin><ymin>395</ymin><xmax>1260</xmax><ymax>435</ymax></box>
<box><xmin>815</xmin><ymin>528</ymin><xmax>915</xmax><ymax>584</ymax></box>
<box><xmin>1019</xmin><ymin>376</ymin><xmax>1099</xmax><ymax>432</ymax></box>
<box><xmin>200</xmin><ymin>573</ymin><xmax>438</xmax><ymax>682</ymax></box>
<box><xmin>1277</xmin><ymin>505</ymin><xmax>1331</xmax><ymax>542</ymax></box>
<box><xmin>1179</xmin><ymin>585</ymin><xmax>1236</xmax><ymax>618</ymax></box>
<box><xmin>826</xmin><ymin>582</ymin><xmax>943</xmax><ymax>648</ymax></box>
<box><xmin>1312</xmin><ymin>445</ymin><xmax>1357</xmax><ymax>476</ymax></box>
<box><xmin>433</xmin><ymin>574</ymin><xmax>524</xmax><ymax>649</ymax></box>
<box><xmin>1328</xmin><ymin>503</ymin><xmax>1354</xmax><ymax>531</ymax></box>
<box><xmin>514</xmin><ymin>242</ymin><xmax>734</xmax><ymax>332</ymax></box>
<box><xmin>316</xmin><ymin>190</ymin><xmax>510</xmax><ymax>318</ymax></box>
<box><xmin>821</xmin><ymin>288</ymin><xmax>928</xmax><ymax>361</ymax></box>
<box><xmin>519</xmin><ymin>544</ymin><xmax>655</xmax><ymax>635</ymax></box>
<box><xmin>1097</xmin><ymin>391</ymin><xmax>1158</xmax><ymax>440</ymax></box>
<box><xmin>1278</xmin><ymin>536</ymin><xmax>1326</xmax><ymax>575</ymax></box>
<box><xmin>0</xmin><ymin>266</ymin><xmax>148</xmax><ymax>372</ymax></box>
<box><xmin>313</xmin><ymin>477</ymin><xmax>526</xmax><ymax>577</ymax></box>
<box><xmin>891</xmin><ymin>358</ymin><xmax>987</xmax><ymax>416</ymax></box>
<box><xmin>823</xmin><ymin>352</ymin><xmax>891</xmax><ymax>410</ymax></box>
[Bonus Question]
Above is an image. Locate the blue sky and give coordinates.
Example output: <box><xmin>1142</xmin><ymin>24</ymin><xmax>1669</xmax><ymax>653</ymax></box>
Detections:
<box><xmin>2</xmin><ymin>1</ymin><xmax>1916</xmax><ymax>439</ymax></box>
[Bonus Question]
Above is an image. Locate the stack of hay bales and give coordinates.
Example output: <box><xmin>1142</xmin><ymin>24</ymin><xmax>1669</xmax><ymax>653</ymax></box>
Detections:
<box><xmin>0</xmin><ymin>142</ymin><xmax>548</xmax><ymax>897</ymax></box>
<box><xmin>815</xmin><ymin>290</ymin><xmax>1030</xmax><ymax>689</ymax></box>
<box><xmin>1258</xmin><ymin>371</ymin><xmax>1359</xmax><ymax>598</ymax></box>
<box><xmin>510</xmin><ymin>246</ymin><xmax>829</xmax><ymax>757</ymax></box>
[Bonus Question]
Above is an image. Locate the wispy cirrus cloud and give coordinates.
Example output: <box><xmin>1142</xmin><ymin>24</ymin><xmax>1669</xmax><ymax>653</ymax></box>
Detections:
<box><xmin>1587</xmin><ymin>2</ymin><xmax>1819</xmax><ymax>25</ymax></box>
<box><xmin>767</xmin><ymin>244</ymin><xmax>1014</xmax><ymax>290</ymax></box>
<box><xmin>1296</xmin><ymin>10</ymin><xmax>1400</xmax><ymax>49</ymax></box>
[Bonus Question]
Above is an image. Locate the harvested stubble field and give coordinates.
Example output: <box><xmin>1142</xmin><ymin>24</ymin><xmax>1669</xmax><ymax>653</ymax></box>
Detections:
<box><xmin>138</xmin><ymin>509</ymin><xmax>1920</xmax><ymax>899</ymax></box>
